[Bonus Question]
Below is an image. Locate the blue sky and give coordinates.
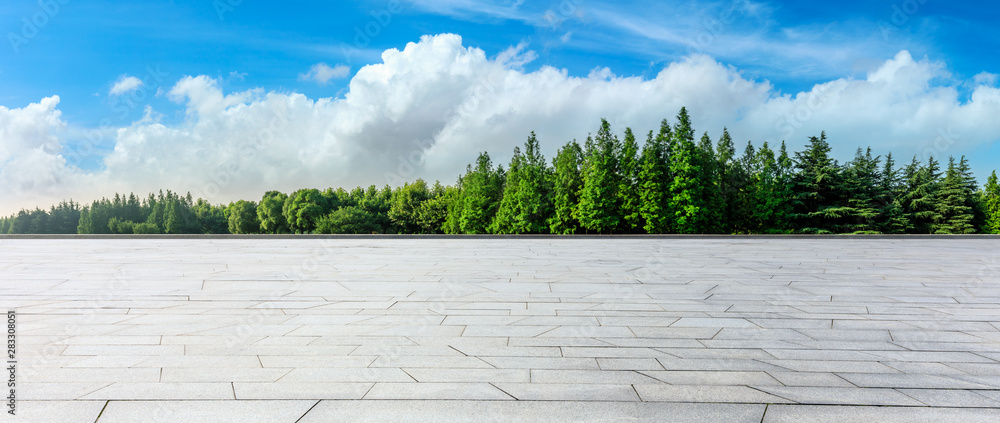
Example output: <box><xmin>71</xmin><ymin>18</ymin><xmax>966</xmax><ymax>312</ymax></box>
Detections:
<box><xmin>1</xmin><ymin>0</ymin><xmax>999</xmax><ymax>212</ymax></box>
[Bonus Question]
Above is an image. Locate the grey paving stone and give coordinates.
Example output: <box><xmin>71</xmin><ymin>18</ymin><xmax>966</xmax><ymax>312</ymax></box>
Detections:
<box><xmin>634</xmin><ymin>384</ymin><xmax>792</xmax><ymax>403</ymax></box>
<box><xmin>298</xmin><ymin>400</ymin><xmax>767</xmax><ymax>423</ymax></box>
<box><xmin>763</xmin><ymin>405</ymin><xmax>1000</xmax><ymax>423</ymax></box>
<box><xmin>95</xmin><ymin>399</ymin><xmax>317</xmax><ymax>423</ymax></box>
<box><xmin>12</xmin><ymin>401</ymin><xmax>106</xmax><ymax>423</ymax></box>
<box><xmin>494</xmin><ymin>383</ymin><xmax>641</xmax><ymax>401</ymax></box>
<box><xmin>755</xmin><ymin>386</ymin><xmax>925</xmax><ymax>406</ymax></box>
<box><xmin>363</xmin><ymin>382</ymin><xmax>513</xmax><ymax>400</ymax></box>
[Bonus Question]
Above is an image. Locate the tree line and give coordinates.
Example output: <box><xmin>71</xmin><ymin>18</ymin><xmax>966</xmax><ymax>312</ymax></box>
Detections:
<box><xmin>3</xmin><ymin>108</ymin><xmax>1000</xmax><ymax>235</ymax></box>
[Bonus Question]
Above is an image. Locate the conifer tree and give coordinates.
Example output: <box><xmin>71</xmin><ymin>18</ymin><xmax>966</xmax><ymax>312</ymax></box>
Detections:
<box><xmin>513</xmin><ymin>132</ymin><xmax>554</xmax><ymax>233</ymax></box>
<box><xmin>933</xmin><ymin>156</ymin><xmax>976</xmax><ymax>234</ymax></box>
<box><xmin>900</xmin><ymin>156</ymin><xmax>943</xmax><ymax>233</ymax></box>
<box><xmin>618</xmin><ymin>128</ymin><xmax>642</xmax><ymax>232</ymax></box>
<box><xmin>877</xmin><ymin>153</ymin><xmax>910</xmax><ymax>233</ymax></box>
<box><xmin>667</xmin><ymin>108</ymin><xmax>703</xmax><ymax>233</ymax></box>
<box><xmin>491</xmin><ymin>147</ymin><xmax>525</xmax><ymax>234</ymax></box>
<box><xmin>842</xmin><ymin>148</ymin><xmax>882</xmax><ymax>233</ymax></box>
<box><xmin>983</xmin><ymin>171</ymin><xmax>1000</xmax><ymax>234</ymax></box>
<box><xmin>638</xmin><ymin>122</ymin><xmax>672</xmax><ymax>233</ymax></box>
<box><xmin>697</xmin><ymin>132</ymin><xmax>722</xmax><ymax>233</ymax></box>
<box><xmin>789</xmin><ymin>132</ymin><xmax>846</xmax><ymax>233</ymax></box>
<box><xmin>457</xmin><ymin>152</ymin><xmax>505</xmax><ymax>234</ymax></box>
<box><xmin>576</xmin><ymin>119</ymin><xmax>622</xmax><ymax>233</ymax></box>
<box><xmin>549</xmin><ymin>140</ymin><xmax>584</xmax><ymax>234</ymax></box>
<box><xmin>715</xmin><ymin>128</ymin><xmax>739</xmax><ymax>233</ymax></box>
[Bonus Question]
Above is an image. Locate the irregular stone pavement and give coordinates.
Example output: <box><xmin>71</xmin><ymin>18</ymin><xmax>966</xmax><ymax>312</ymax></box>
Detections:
<box><xmin>2</xmin><ymin>237</ymin><xmax>1000</xmax><ymax>422</ymax></box>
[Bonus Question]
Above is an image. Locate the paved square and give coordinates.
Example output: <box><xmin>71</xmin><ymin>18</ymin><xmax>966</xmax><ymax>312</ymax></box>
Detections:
<box><xmin>2</xmin><ymin>237</ymin><xmax>1000</xmax><ymax>422</ymax></box>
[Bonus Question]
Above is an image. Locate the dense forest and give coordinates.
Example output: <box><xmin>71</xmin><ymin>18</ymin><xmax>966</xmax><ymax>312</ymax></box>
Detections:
<box><xmin>3</xmin><ymin>108</ymin><xmax>999</xmax><ymax>235</ymax></box>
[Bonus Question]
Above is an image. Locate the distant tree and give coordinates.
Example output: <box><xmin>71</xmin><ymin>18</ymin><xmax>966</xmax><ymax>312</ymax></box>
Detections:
<box><xmin>789</xmin><ymin>132</ymin><xmax>846</xmax><ymax>233</ymax></box>
<box><xmin>455</xmin><ymin>152</ymin><xmax>505</xmax><ymax>234</ymax></box>
<box><xmin>283</xmin><ymin>189</ymin><xmax>326</xmax><ymax>234</ymax></box>
<box><xmin>638</xmin><ymin>122</ymin><xmax>672</xmax><ymax>233</ymax></box>
<box><xmin>389</xmin><ymin>179</ymin><xmax>431</xmax><ymax>234</ymax></box>
<box><xmin>877</xmin><ymin>153</ymin><xmax>910</xmax><ymax>234</ymax></box>
<box><xmin>696</xmin><ymin>131</ymin><xmax>722</xmax><ymax>233</ymax></box>
<box><xmin>715</xmin><ymin>128</ymin><xmax>740</xmax><ymax>233</ymax></box>
<box><xmin>667</xmin><ymin>108</ymin><xmax>703</xmax><ymax>233</ymax></box>
<box><xmin>548</xmin><ymin>140</ymin><xmax>584</xmax><ymax>234</ymax></box>
<box><xmin>983</xmin><ymin>171</ymin><xmax>1000</xmax><ymax>234</ymax></box>
<box><xmin>841</xmin><ymin>147</ymin><xmax>882</xmax><ymax>233</ymax></box>
<box><xmin>315</xmin><ymin>206</ymin><xmax>378</xmax><ymax>234</ymax></box>
<box><xmin>618</xmin><ymin>128</ymin><xmax>642</xmax><ymax>232</ymax></box>
<box><xmin>493</xmin><ymin>132</ymin><xmax>553</xmax><ymax>234</ymax></box>
<box><xmin>227</xmin><ymin>200</ymin><xmax>260</xmax><ymax>234</ymax></box>
<box><xmin>416</xmin><ymin>181</ymin><xmax>454</xmax><ymax>234</ymax></box>
<box><xmin>900</xmin><ymin>156</ymin><xmax>943</xmax><ymax>234</ymax></box>
<box><xmin>576</xmin><ymin>119</ymin><xmax>622</xmax><ymax>233</ymax></box>
<box><xmin>193</xmin><ymin>199</ymin><xmax>229</xmax><ymax>234</ymax></box>
<box><xmin>258</xmin><ymin>191</ymin><xmax>290</xmax><ymax>234</ymax></box>
<box><xmin>933</xmin><ymin>156</ymin><xmax>976</xmax><ymax>234</ymax></box>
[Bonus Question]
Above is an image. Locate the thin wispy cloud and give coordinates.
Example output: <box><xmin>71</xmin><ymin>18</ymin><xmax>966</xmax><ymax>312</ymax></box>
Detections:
<box><xmin>109</xmin><ymin>75</ymin><xmax>143</xmax><ymax>96</ymax></box>
<box><xmin>299</xmin><ymin>63</ymin><xmax>350</xmax><ymax>85</ymax></box>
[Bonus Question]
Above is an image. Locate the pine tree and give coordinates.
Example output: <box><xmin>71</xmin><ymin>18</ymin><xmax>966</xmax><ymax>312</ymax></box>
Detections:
<box><xmin>638</xmin><ymin>122</ymin><xmax>672</xmax><ymax>233</ymax></box>
<box><xmin>491</xmin><ymin>146</ymin><xmax>525</xmax><ymax>234</ymax></box>
<box><xmin>842</xmin><ymin>147</ymin><xmax>882</xmax><ymax>233</ymax></box>
<box><xmin>877</xmin><ymin>153</ymin><xmax>910</xmax><ymax>233</ymax></box>
<box><xmin>697</xmin><ymin>132</ymin><xmax>722</xmax><ymax>233</ymax></box>
<box><xmin>576</xmin><ymin>119</ymin><xmax>622</xmax><ymax>233</ymax></box>
<box><xmin>617</xmin><ymin>128</ymin><xmax>642</xmax><ymax>232</ymax></box>
<box><xmin>457</xmin><ymin>152</ymin><xmax>505</xmax><ymax>234</ymax></box>
<box><xmin>900</xmin><ymin>156</ymin><xmax>943</xmax><ymax>233</ymax></box>
<box><xmin>549</xmin><ymin>140</ymin><xmax>584</xmax><ymax>234</ymax></box>
<box><xmin>933</xmin><ymin>156</ymin><xmax>975</xmax><ymax>234</ymax></box>
<box><xmin>667</xmin><ymin>108</ymin><xmax>703</xmax><ymax>234</ymax></box>
<box><xmin>983</xmin><ymin>171</ymin><xmax>1000</xmax><ymax>234</ymax></box>
<box><xmin>715</xmin><ymin>128</ymin><xmax>739</xmax><ymax>233</ymax></box>
<box><xmin>789</xmin><ymin>132</ymin><xmax>846</xmax><ymax>233</ymax></box>
<box><xmin>513</xmin><ymin>132</ymin><xmax>554</xmax><ymax>233</ymax></box>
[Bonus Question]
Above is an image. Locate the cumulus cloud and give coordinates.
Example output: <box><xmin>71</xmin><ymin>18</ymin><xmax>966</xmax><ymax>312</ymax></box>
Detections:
<box><xmin>299</xmin><ymin>63</ymin><xmax>350</xmax><ymax>85</ymax></box>
<box><xmin>109</xmin><ymin>75</ymin><xmax>144</xmax><ymax>96</ymax></box>
<box><xmin>2</xmin><ymin>34</ymin><xmax>1000</xmax><ymax>215</ymax></box>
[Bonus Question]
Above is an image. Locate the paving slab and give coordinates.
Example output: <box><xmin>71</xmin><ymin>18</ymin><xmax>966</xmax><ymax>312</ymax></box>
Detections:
<box><xmin>297</xmin><ymin>400</ymin><xmax>767</xmax><ymax>422</ymax></box>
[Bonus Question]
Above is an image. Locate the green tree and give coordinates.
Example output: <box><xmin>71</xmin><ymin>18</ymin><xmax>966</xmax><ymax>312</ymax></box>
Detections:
<box><xmin>877</xmin><ymin>153</ymin><xmax>910</xmax><ymax>233</ymax></box>
<box><xmin>454</xmin><ymin>152</ymin><xmax>505</xmax><ymax>234</ymax></box>
<box><xmin>389</xmin><ymin>179</ymin><xmax>431</xmax><ymax>233</ymax></box>
<box><xmin>667</xmin><ymin>108</ymin><xmax>703</xmax><ymax>233</ymax></box>
<box><xmin>841</xmin><ymin>148</ymin><xmax>882</xmax><ymax>233</ymax></box>
<box><xmin>283</xmin><ymin>189</ymin><xmax>326</xmax><ymax>234</ymax></box>
<box><xmin>789</xmin><ymin>132</ymin><xmax>846</xmax><ymax>233</ymax></box>
<box><xmin>933</xmin><ymin>156</ymin><xmax>976</xmax><ymax>234</ymax></box>
<box><xmin>696</xmin><ymin>131</ymin><xmax>722</xmax><ymax>233</ymax></box>
<box><xmin>493</xmin><ymin>132</ymin><xmax>553</xmax><ymax>234</ymax></box>
<box><xmin>193</xmin><ymin>199</ymin><xmax>229</xmax><ymax>234</ymax></box>
<box><xmin>715</xmin><ymin>128</ymin><xmax>741</xmax><ymax>232</ymax></box>
<box><xmin>576</xmin><ymin>119</ymin><xmax>622</xmax><ymax>233</ymax></box>
<box><xmin>416</xmin><ymin>182</ymin><xmax>455</xmax><ymax>234</ymax></box>
<box><xmin>638</xmin><ymin>122</ymin><xmax>672</xmax><ymax>233</ymax></box>
<box><xmin>227</xmin><ymin>200</ymin><xmax>260</xmax><ymax>234</ymax></box>
<box><xmin>258</xmin><ymin>191</ymin><xmax>290</xmax><ymax>234</ymax></box>
<box><xmin>900</xmin><ymin>156</ymin><xmax>943</xmax><ymax>234</ymax></box>
<box><xmin>315</xmin><ymin>206</ymin><xmax>379</xmax><ymax>234</ymax></box>
<box><xmin>618</xmin><ymin>128</ymin><xmax>642</xmax><ymax>232</ymax></box>
<box><xmin>983</xmin><ymin>171</ymin><xmax>1000</xmax><ymax>234</ymax></box>
<box><xmin>548</xmin><ymin>140</ymin><xmax>584</xmax><ymax>234</ymax></box>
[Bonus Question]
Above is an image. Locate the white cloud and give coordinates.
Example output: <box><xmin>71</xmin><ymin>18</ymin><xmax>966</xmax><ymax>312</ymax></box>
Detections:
<box><xmin>2</xmin><ymin>34</ymin><xmax>1000</xmax><ymax>216</ymax></box>
<box><xmin>109</xmin><ymin>75</ymin><xmax>144</xmax><ymax>96</ymax></box>
<box><xmin>299</xmin><ymin>63</ymin><xmax>350</xmax><ymax>85</ymax></box>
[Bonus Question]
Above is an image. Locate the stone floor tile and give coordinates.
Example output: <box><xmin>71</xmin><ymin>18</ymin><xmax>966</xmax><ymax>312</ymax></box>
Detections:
<box><xmin>363</xmin><ymin>382</ymin><xmax>513</xmax><ymax>400</ymax></box>
<box><xmin>297</xmin><ymin>400</ymin><xmax>767</xmax><ymax>423</ymax></box>
<box><xmin>763</xmin><ymin>405</ymin><xmax>1000</xmax><ymax>423</ymax></box>
<box><xmin>95</xmin><ymin>399</ymin><xmax>317</xmax><ymax>423</ymax></box>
